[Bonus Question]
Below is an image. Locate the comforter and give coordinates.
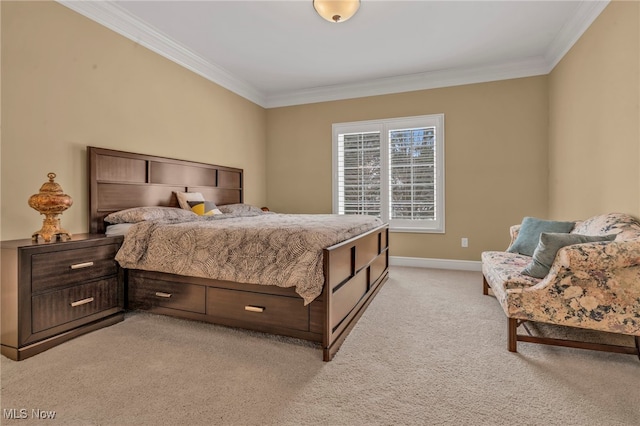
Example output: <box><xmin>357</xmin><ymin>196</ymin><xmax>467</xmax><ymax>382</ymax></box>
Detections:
<box><xmin>115</xmin><ymin>212</ymin><xmax>383</xmax><ymax>304</ymax></box>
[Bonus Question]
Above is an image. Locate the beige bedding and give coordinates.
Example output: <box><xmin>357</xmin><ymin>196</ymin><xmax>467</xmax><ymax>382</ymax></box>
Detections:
<box><xmin>115</xmin><ymin>212</ymin><xmax>383</xmax><ymax>304</ymax></box>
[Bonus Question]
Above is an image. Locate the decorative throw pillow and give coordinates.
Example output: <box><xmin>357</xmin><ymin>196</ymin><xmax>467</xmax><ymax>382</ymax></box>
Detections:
<box><xmin>507</xmin><ymin>217</ymin><xmax>575</xmax><ymax>257</ymax></box>
<box><xmin>522</xmin><ymin>232</ymin><xmax>616</xmax><ymax>278</ymax></box>
<box><xmin>105</xmin><ymin>207</ymin><xmax>196</xmax><ymax>224</ymax></box>
<box><xmin>175</xmin><ymin>191</ymin><xmax>205</xmax><ymax>211</ymax></box>
<box><xmin>187</xmin><ymin>200</ymin><xmax>222</xmax><ymax>216</ymax></box>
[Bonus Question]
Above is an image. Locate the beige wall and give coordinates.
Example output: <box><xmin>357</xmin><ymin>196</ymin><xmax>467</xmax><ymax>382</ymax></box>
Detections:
<box><xmin>0</xmin><ymin>1</ymin><xmax>267</xmax><ymax>241</ymax></box>
<box><xmin>549</xmin><ymin>0</ymin><xmax>640</xmax><ymax>220</ymax></box>
<box><xmin>267</xmin><ymin>77</ymin><xmax>549</xmax><ymax>260</ymax></box>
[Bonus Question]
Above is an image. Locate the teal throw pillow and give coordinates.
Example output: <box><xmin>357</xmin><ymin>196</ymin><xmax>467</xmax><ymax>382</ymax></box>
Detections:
<box><xmin>507</xmin><ymin>217</ymin><xmax>575</xmax><ymax>257</ymax></box>
<box><xmin>522</xmin><ymin>232</ymin><xmax>616</xmax><ymax>278</ymax></box>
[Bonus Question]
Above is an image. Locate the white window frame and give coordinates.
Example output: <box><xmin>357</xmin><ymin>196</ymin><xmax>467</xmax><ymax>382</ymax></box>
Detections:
<box><xmin>332</xmin><ymin>114</ymin><xmax>445</xmax><ymax>233</ymax></box>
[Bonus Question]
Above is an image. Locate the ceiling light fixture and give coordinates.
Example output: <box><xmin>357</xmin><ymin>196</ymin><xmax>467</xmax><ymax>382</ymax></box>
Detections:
<box><xmin>313</xmin><ymin>0</ymin><xmax>360</xmax><ymax>23</ymax></box>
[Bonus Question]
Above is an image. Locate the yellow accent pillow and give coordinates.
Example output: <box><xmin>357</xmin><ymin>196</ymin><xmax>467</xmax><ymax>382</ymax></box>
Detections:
<box><xmin>187</xmin><ymin>201</ymin><xmax>222</xmax><ymax>216</ymax></box>
<box><xmin>175</xmin><ymin>191</ymin><xmax>204</xmax><ymax>210</ymax></box>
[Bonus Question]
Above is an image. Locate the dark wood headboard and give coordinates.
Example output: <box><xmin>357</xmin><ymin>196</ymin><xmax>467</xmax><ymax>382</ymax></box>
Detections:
<box><xmin>88</xmin><ymin>147</ymin><xmax>243</xmax><ymax>234</ymax></box>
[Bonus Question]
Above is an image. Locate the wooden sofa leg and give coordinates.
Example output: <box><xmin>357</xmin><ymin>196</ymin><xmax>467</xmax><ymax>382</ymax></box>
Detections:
<box><xmin>482</xmin><ymin>276</ymin><xmax>489</xmax><ymax>295</ymax></box>
<box><xmin>636</xmin><ymin>336</ymin><xmax>640</xmax><ymax>361</ymax></box>
<box><xmin>508</xmin><ymin>318</ymin><xmax>518</xmax><ymax>352</ymax></box>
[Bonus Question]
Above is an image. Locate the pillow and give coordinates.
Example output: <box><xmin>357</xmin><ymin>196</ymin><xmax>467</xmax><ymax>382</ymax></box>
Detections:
<box><xmin>105</xmin><ymin>207</ymin><xmax>196</xmax><ymax>224</ymax></box>
<box><xmin>507</xmin><ymin>217</ymin><xmax>575</xmax><ymax>257</ymax></box>
<box><xmin>175</xmin><ymin>192</ymin><xmax>205</xmax><ymax>211</ymax></box>
<box><xmin>105</xmin><ymin>223</ymin><xmax>134</xmax><ymax>236</ymax></box>
<box><xmin>522</xmin><ymin>232</ymin><xmax>616</xmax><ymax>278</ymax></box>
<box><xmin>187</xmin><ymin>200</ymin><xmax>222</xmax><ymax>216</ymax></box>
<box><xmin>217</xmin><ymin>203</ymin><xmax>264</xmax><ymax>214</ymax></box>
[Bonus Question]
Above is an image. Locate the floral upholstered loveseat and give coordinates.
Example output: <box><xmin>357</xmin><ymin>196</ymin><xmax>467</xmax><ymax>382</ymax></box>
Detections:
<box><xmin>482</xmin><ymin>213</ymin><xmax>640</xmax><ymax>357</ymax></box>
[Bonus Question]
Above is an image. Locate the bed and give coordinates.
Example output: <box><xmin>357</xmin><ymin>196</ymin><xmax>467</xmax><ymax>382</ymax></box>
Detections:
<box><xmin>88</xmin><ymin>146</ymin><xmax>389</xmax><ymax>360</ymax></box>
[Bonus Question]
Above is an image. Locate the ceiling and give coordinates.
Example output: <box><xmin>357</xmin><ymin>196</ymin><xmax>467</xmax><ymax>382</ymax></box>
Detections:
<box><xmin>58</xmin><ymin>1</ymin><xmax>609</xmax><ymax>108</ymax></box>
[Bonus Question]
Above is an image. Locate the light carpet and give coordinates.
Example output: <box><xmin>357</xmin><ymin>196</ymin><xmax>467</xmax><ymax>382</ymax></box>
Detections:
<box><xmin>1</xmin><ymin>267</ymin><xmax>639</xmax><ymax>425</ymax></box>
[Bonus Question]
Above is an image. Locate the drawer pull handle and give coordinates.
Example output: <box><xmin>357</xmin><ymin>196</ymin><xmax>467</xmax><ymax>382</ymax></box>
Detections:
<box><xmin>155</xmin><ymin>292</ymin><xmax>172</xmax><ymax>298</ymax></box>
<box><xmin>70</xmin><ymin>261</ymin><xmax>94</xmax><ymax>270</ymax></box>
<box><xmin>244</xmin><ymin>305</ymin><xmax>265</xmax><ymax>313</ymax></box>
<box><xmin>70</xmin><ymin>297</ymin><xmax>94</xmax><ymax>307</ymax></box>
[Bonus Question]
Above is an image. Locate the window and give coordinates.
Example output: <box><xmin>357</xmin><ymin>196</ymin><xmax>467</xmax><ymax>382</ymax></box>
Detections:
<box><xmin>333</xmin><ymin>114</ymin><xmax>444</xmax><ymax>233</ymax></box>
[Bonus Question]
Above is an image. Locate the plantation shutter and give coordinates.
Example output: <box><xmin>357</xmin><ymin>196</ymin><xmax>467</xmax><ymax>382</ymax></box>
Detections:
<box><xmin>389</xmin><ymin>126</ymin><xmax>436</xmax><ymax>220</ymax></box>
<box><xmin>337</xmin><ymin>131</ymin><xmax>381</xmax><ymax>216</ymax></box>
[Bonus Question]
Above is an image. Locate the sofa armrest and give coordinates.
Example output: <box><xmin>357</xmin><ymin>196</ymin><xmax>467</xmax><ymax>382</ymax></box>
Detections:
<box><xmin>507</xmin><ymin>224</ymin><xmax>521</xmax><ymax>250</ymax></box>
<box><xmin>554</xmin><ymin>240</ymin><xmax>640</xmax><ymax>272</ymax></box>
<box><xmin>506</xmin><ymin>239</ymin><xmax>640</xmax><ymax>335</ymax></box>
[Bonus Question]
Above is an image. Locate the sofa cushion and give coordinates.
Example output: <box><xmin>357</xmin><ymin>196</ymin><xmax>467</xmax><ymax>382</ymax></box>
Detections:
<box><xmin>481</xmin><ymin>251</ymin><xmax>542</xmax><ymax>290</ymax></box>
<box><xmin>522</xmin><ymin>233</ymin><xmax>617</xmax><ymax>278</ymax></box>
<box><xmin>506</xmin><ymin>217</ymin><xmax>575</xmax><ymax>257</ymax></box>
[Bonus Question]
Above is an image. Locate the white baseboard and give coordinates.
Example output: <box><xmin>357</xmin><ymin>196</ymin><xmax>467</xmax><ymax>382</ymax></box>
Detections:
<box><xmin>389</xmin><ymin>256</ymin><xmax>482</xmax><ymax>272</ymax></box>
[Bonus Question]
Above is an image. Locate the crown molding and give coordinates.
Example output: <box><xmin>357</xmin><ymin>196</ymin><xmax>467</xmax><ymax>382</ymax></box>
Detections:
<box><xmin>57</xmin><ymin>0</ymin><xmax>609</xmax><ymax>109</ymax></box>
<box><xmin>57</xmin><ymin>0</ymin><xmax>267</xmax><ymax>107</ymax></box>
<box><xmin>544</xmin><ymin>0</ymin><xmax>610</xmax><ymax>71</ymax></box>
<box><xmin>265</xmin><ymin>57</ymin><xmax>550</xmax><ymax>108</ymax></box>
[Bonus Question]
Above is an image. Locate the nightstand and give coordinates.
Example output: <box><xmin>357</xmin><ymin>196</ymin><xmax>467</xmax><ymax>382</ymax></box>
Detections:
<box><xmin>1</xmin><ymin>234</ymin><xmax>124</xmax><ymax>360</ymax></box>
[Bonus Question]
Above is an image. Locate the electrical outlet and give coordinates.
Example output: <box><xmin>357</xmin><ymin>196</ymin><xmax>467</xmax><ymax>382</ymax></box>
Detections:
<box><xmin>461</xmin><ymin>237</ymin><xmax>468</xmax><ymax>248</ymax></box>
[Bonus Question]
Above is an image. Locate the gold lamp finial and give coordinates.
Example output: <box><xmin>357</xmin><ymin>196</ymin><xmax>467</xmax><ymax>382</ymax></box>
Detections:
<box><xmin>28</xmin><ymin>172</ymin><xmax>73</xmax><ymax>242</ymax></box>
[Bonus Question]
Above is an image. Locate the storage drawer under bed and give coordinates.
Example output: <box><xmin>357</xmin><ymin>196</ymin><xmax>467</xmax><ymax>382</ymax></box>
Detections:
<box><xmin>206</xmin><ymin>287</ymin><xmax>310</xmax><ymax>332</ymax></box>
<box><xmin>128</xmin><ymin>278</ymin><xmax>206</xmax><ymax>314</ymax></box>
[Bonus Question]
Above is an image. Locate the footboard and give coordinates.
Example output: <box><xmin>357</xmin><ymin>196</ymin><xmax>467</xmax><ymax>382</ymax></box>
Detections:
<box><xmin>323</xmin><ymin>223</ymin><xmax>389</xmax><ymax>361</ymax></box>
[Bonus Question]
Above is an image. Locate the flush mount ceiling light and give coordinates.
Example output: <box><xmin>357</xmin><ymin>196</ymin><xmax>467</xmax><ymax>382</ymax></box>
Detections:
<box><xmin>314</xmin><ymin>0</ymin><xmax>360</xmax><ymax>23</ymax></box>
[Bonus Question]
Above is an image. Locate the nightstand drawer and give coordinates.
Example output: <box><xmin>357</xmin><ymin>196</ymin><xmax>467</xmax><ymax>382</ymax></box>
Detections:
<box><xmin>31</xmin><ymin>277</ymin><xmax>120</xmax><ymax>333</ymax></box>
<box><xmin>206</xmin><ymin>288</ymin><xmax>309</xmax><ymax>332</ymax></box>
<box><xmin>31</xmin><ymin>243</ymin><xmax>119</xmax><ymax>292</ymax></box>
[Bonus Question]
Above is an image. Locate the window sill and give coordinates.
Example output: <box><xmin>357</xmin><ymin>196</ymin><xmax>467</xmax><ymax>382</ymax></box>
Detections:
<box><xmin>389</xmin><ymin>226</ymin><xmax>445</xmax><ymax>234</ymax></box>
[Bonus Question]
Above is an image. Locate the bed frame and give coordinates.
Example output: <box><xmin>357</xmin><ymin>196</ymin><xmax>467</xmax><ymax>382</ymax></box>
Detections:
<box><xmin>88</xmin><ymin>146</ymin><xmax>389</xmax><ymax>361</ymax></box>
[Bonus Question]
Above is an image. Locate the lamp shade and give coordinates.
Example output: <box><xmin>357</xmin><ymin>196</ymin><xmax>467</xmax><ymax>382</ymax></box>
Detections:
<box><xmin>314</xmin><ymin>0</ymin><xmax>360</xmax><ymax>23</ymax></box>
